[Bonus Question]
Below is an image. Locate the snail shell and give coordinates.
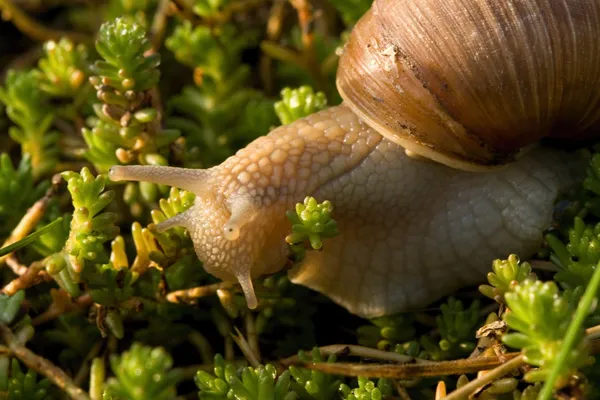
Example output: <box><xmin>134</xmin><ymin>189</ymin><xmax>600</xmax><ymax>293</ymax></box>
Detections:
<box><xmin>337</xmin><ymin>0</ymin><xmax>600</xmax><ymax>170</ymax></box>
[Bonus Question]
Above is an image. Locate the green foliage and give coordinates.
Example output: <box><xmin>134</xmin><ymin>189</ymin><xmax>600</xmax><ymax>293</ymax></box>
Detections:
<box><xmin>62</xmin><ymin>167</ymin><xmax>119</xmax><ymax>276</ymax></box>
<box><xmin>0</xmin><ymin>218</ymin><xmax>65</xmax><ymax>259</ymax></box>
<box><xmin>81</xmin><ymin>116</ymin><xmax>122</xmax><ymax>173</ymax></box>
<box><xmin>93</xmin><ymin>17</ymin><xmax>159</xmax><ymax>93</ymax></box>
<box><xmin>420</xmin><ymin>298</ymin><xmax>480</xmax><ymax>360</ymax></box>
<box><xmin>502</xmin><ymin>280</ymin><xmax>590</xmax><ymax>385</ymax></box>
<box><xmin>515</xmin><ymin>383</ymin><xmax>542</xmax><ymax>400</ymax></box>
<box><xmin>249</xmin><ymin>275</ymin><xmax>320</xmax><ymax>357</ymax></box>
<box><xmin>452</xmin><ymin>374</ymin><xmax>521</xmax><ymax>399</ymax></box>
<box><xmin>43</xmin><ymin>314</ymin><xmax>101</xmax><ymax>368</ymax></box>
<box><xmin>0</xmin><ymin>154</ymin><xmax>46</xmax><ymax>235</ymax></box>
<box><xmin>166</xmin><ymin>22</ymin><xmax>256</xmax><ymax>81</ymax></box>
<box><xmin>166</xmin><ymin>21</ymin><xmax>276</xmax><ymax>167</ymax></box>
<box><xmin>84</xmin><ymin>263</ymin><xmax>136</xmax><ymax>307</ymax></box>
<box><xmin>0</xmin><ymin>291</ymin><xmax>25</xmax><ymax>325</ymax></box>
<box><xmin>192</xmin><ymin>0</ymin><xmax>231</xmax><ymax>17</ymax></box>
<box><xmin>584</xmin><ymin>152</ymin><xmax>600</xmax><ymax>197</ymax></box>
<box><xmin>105</xmin><ymin>0</ymin><xmax>157</xmax><ymax>27</ymax></box>
<box><xmin>327</xmin><ymin>0</ymin><xmax>373</xmax><ymax>26</ymax></box>
<box><xmin>479</xmin><ymin>254</ymin><xmax>534</xmax><ymax>303</ymax></box>
<box><xmin>339</xmin><ymin>377</ymin><xmax>392</xmax><ymax>400</ymax></box>
<box><xmin>86</xmin><ymin>17</ymin><xmax>178</xmax><ymax>211</ymax></box>
<box><xmin>167</xmin><ymin>85</ymin><xmax>276</xmax><ymax>166</ymax></box>
<box><xmin>274</xmin><ymin>86</ymin><xmax>327</xmax><ymax>125</ymax></box>
<box><xmin>285</xmin><ymin>196</ymin><xmax>339</xmax><ymax>260</ymax></box>
<box><xmin>30</xmin><ymin>214</ymin><xmax>72</xmax><ymax>257</ymax></box>
<box><xmin>35</xmin><ymin>38</ymin><xmax>89</xmax><ymax>98</ymax></box>
<box><xmin>89</xmin><ymin>17</ymin><xmax>177</xmax><ymax>155</ymax></box>
<box><xmin>195</xmin><ymin>354</ymin><xmax>295</xmax><ymax>399</ymax></box>
<box><xmin>149</xmin><ymin>187</ymin><xmax>196</xmax><ymax>257</ymax></box>
<box><xmin>0</xmin><ymin>70</ymin><xmax>59</xmax><ymax>177</ymax></box>
<box><xmin>289</xmin><ymin>348</ymin><xmax>341</xmax><ymax>400</ymax></box>
<box><xmin>104</xmin><ymin>343</ymin><xmax>181</xmax><ymax>399</ymax></box>
<box><xmin>356</xmin><ymin>313</ymin><xmax>416</xmax><ymax>350</ymax></box>
<box><xmin>0</xmin><ymin>358</ymin><xmax>51</xmax><ymax>400</ymax></box>
<box><xmin>547</xmin><ymin>216</ymin><xmax>600</xmax><ymax>289</ymax></box>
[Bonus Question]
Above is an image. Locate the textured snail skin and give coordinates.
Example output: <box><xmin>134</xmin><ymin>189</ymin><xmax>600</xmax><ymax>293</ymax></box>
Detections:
<box><xmin>109</xmin><ymin>105</ymin><xmax>586</xmax><ymax>317</ymax></box>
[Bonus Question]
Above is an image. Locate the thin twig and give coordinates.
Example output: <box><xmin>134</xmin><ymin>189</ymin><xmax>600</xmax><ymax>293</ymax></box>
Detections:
<box><xmin>150</xmin><ymin>0</ymin><xmax>171</xmax><ymax>50</ymax></box>
<box><xmin>244</xmin><ymin>312</ymin><xmax>261</xmax><ymax>362</ymax></box>
<box><xmin>0</xmin><ymin>324</ymin><xmax>89</xmax><ymax>400</ymax></box>
<box><xmin>0</xmin><ymin>177</ymin><xmax>61</xmax><ymax>266</ymax></box>
<box><xmin>231</xmin><ymin>327</ymin><xmax>260</xmax><ymax>368</ymax></box>
<box><xmin>444</xmin><ymin>355</ymin><xmax>525</xmax><ymax>400</ymax></box>
<box><xmin>0</xmin><ymin>0</ymin><xmax>89</xmax><ymax>43</ymax></box>
<box><xmin>225</xmin><ymin>335</ymin><xmax>234</xmax><ymax>361</ymax></box>
<box><xmin>289</xmin><ymin>0</ymin><xmax>327</xmax><ymax>91</ymax></box>
<box><xmin>289</xmin><ymin>0</ymin><xmax>314</xmax><ymax>50</ymax></box>
<box><xmin>260</xmin><ymin>0</ymin><xmax>286</xmax><ymax>94</ymax></box>
<box><xmin>166</xmin><ymin>281</ymin><xmax>235</xmax><ymax>303</ymax></box>
<box><xmin>74</xmin><ymin>341</ymin><xmax>104</xmax><ymax>388</ymax></box>
<box><xmin>2</xmin><ymin>260</ymin><xmax>47</xmax><ymax>295</ymax></box>
<box><xmin>392</xmin><ymin>380</ymin><xmax>413</xmax><ymax>400</ymax></box>
<box><xmin>585</xmin><ymin>324</ymin><xmax>600</xmax><ymax>341</ymax></box>
<box><xmin>292</xmin><ymin>353</ymin><xmax>520</xmax><ymax>379</ymax></box>
<box><xmin>443</xmin><ymin>337</ymin><xmax>600</xmax><ymax>398</ymax></box>
<box><xmin>207</xmin><ymin>0</ymin><xmax>270</xmax><ymax>24</ymax></box>
<box><xmin>279</xmin><ymin>344</ymin><xmax>426</xmax><ymax>367</ymax></box>
<box><xmin>169</xmin><ymin>0</ymin><xmax>194</xmax><ymax>21</ymax></box>
<box><xmin>188</xmin><ymin>330</ymin><xmax>214</xmax><ymax>364</ymax></box>
<box><xmin>6</xmin><ymin>254</ymin><xmax>32</xmax><ymax>276</ymax></box>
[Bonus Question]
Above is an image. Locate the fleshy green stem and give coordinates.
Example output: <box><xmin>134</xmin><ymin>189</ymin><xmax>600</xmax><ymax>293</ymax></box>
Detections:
<box><xmin>538</xmin><ymin>260</ymin><xmax>600</xmax><ymax>399</ymax></box>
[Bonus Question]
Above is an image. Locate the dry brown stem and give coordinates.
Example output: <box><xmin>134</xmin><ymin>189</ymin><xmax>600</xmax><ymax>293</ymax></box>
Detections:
<box><xmin>208</xmin><ymin>0</ymin><xmax>270</xmax><ymax>24</ymax></box>
<box><xmin>0</xmin><ymin>0</ymin><xmax>89</xmax><ymax>43</ymax></box>
<box><xmin>292</xmin><ymin>352</ymin><xmax>521</xmax><ymax>379</ymax></box>
<box><xmin>244</xmin><ymin>312</ymin><xmax>261</xmax><ymax>362</ymax></box>
<box><xmin>0</xmin><ymin>176</ymin><xmax>61</xmax><ymax>266</ymax></box>
<box><xmin>74</xmin><ymin>341</ymin><xmax>104</xmax><ymax>388</ymax></box>
<box><xmin>288</xmin><ymin>0</ymin><xmax>328</xmax><ymax>91</ymax></box>
<box><xmin>393</xmin><ymin>380</ymin><xmax>413</xmax><ymax>400</ymax></box>
<box><xmin>232</xmin><ymin>327</ymin><xmax>261</xmax><ymax>368</ymax></box>
<box><xmin>166</xmin><ymin>280</ymin><xmax>235</xmax><ymax>303</ymax></box>
<box><xmin>289</xmin><ymin>0</ymin><xmax>314</xmax><ymax>50</ymax></box>
<box><xmin>260</xmin><ymin>0</ymin><xmax>286</xmax><ymax>94</ymax></box>
<box><xmin>0</xmin><ymin>324</ymin><xmax>89</xmax><ymax>400</ymax></box>
<box><xmin>2</xmin><ymin>260</ymin><xmax>47</xmax><ymax>296</ymax></box>
<box><xmin>279</xmin><ymin>344</ymin><xmax>425</xmax><ymax>367</ymax></box>
<box><xmin>150</xmin><ymin>0</ymin><xmax>171</xmax><ymax>50</ymax></box>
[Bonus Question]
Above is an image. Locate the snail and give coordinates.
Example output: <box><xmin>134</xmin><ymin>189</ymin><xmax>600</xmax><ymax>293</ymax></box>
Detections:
<box><xmin>109</xmin><ymin>0</ymin><xmax>600</xmax><ymax>318</ymax></box>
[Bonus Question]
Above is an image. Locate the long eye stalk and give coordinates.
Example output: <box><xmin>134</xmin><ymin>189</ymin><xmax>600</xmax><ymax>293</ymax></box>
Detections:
<box><xmin>109</xmin><ymin>165</ymin><xmax>208</xmax><ymax>194</ymax></box>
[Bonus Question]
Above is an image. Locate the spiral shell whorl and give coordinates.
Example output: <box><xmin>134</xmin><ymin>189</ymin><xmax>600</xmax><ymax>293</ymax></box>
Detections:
<box><xmin>337</xmin><ymin>0</ymin><xmax>600</xmax><ymax>170</ymax></box>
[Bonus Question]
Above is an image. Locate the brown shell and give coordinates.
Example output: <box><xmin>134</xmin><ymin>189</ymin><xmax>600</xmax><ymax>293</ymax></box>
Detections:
<box><xmin>336</xmin><ymin>0</ymin><xmax>600</xmax><ymax>170</ymax></box>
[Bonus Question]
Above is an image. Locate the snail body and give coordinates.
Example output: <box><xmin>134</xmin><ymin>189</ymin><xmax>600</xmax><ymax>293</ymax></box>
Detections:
<box><xmin>109</xmin><ymin>0</ymin><xmax>599</xmax><ymax>317</ymax></box>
